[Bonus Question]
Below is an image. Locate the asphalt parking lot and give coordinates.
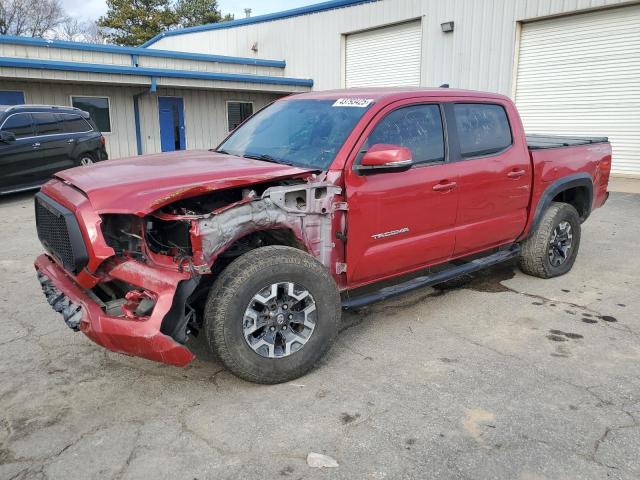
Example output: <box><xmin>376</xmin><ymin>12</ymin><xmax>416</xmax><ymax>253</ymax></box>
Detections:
<box><xmin>1</xmin><ymin>191</ymin><xmax>639</xmax><ymax>480</ymax></box>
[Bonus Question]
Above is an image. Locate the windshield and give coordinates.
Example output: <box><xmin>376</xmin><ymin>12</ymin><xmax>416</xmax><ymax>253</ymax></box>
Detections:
<box><xmin>217</xmin><ymin>99</ymin><xmax>373</xmax><ymax>170</ymax></box>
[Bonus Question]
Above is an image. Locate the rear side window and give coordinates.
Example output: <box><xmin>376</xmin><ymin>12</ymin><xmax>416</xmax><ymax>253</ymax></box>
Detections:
<box><xmin>365</xmin><ymin>104</ymin><xmax>445</xmax><ymax>164</ymax></box>
<box><xmin>453</xmin><ymin>104</ymin><xmax>512</xmax><ymax>158</ymax></box>
<box><xmin>1</xmin><ymin>113</ymin><xmax>34</xmax><ymax>139</ymax></box>
<box><xmin>62</xmin><ymin>114</ymin><xmax>93</xmax><ymax>133</ymax></box>
<box><xmin>32</xmin><ymin>113</ymin><xmax>64</xmax><ymax>136</ymax></box>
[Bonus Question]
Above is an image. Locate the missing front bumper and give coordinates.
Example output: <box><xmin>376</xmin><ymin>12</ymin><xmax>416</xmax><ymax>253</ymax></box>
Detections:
<box><xmin>34</xmin><ymin>254</ymin><xmax>195</xmax><ymax>367</ymax></box>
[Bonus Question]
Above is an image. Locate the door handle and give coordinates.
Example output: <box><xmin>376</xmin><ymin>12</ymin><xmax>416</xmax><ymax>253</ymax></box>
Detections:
<box><xmin>433</xmin><ymin>181</ymin><xmax>457</xmax><ymax>192</ymax></box>
<box><xmin>507</xmin><ymin>169</ymin><xmax>526</xmax><ymax>179</ymax></box>
<box><xmin>67</xmin><ymin>138</ymin><xmax>76</xmax><ymax>144</ymax></box>
<box><xmin>32</xmin><ymin>142</ymin><xmax>41</xmax><ymax>148</ymax></box>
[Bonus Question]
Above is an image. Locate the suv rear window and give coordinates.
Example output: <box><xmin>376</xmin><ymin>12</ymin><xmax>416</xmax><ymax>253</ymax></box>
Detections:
<box><xmin>1</xmin><ymin>113</ymin><xmax>34</xmax><ymax>139</ymax></box>
<box><xmin>62</xmin><ymin>114</ymin><xmax>93</xmax><ymax>133</ymax></box>
<box><xmin>453</xmin><ymin>104</ymin><xmax>512</xmax><ymax>158</ymax></box>
<box><xmin>32</xmin><ymin>113</ymin><xmax>64</xmax><ymax>136</ymax></box>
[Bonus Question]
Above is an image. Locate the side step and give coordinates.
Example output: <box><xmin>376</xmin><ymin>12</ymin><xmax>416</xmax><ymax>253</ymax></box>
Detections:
<box><xmin>341</xmin><ymin>245</ymin><xmax>520</xmax><ymax>310</ymax></box>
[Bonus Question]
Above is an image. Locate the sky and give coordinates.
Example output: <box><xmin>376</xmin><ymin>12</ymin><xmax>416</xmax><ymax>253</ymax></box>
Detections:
<box><xmin>60</xmin><ymin>0</ymin><xmax>319</xmax><ymax>22</ymax></box>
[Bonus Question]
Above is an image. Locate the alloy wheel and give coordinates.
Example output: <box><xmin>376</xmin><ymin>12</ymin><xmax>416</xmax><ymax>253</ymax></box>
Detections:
<box><xmin>243</xmin><ymin>282</ymin><xmax>317</xmax><ymax>358</ymax></box>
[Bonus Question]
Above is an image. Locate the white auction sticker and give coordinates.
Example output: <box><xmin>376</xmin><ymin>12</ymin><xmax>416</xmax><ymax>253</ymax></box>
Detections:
<box><xmin>332</xmin><ymin>98</ymin><xmax>374</xmax><ymax>108</ymax></box>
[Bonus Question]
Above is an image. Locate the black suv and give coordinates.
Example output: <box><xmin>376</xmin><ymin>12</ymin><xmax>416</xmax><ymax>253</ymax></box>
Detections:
<box><xmin>0</xmin><ymin>105</ymin><xmax>108</xmax><ymax>195</ymax></box>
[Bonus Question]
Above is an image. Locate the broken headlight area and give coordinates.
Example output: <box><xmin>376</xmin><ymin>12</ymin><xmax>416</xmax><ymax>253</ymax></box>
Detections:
<box><xmin>100</xmin><ymin>214</ymin><xmax>145</xmax><ymax>258</ymax></box>
<box><xmin>144</xmin><ymin>217</ymin><xmax>191</xmax><ymax>257</ymax></box>
<box><xmin>88</xmin><ymin>279</ymin><xmax>156</xmax><ymax>319</ymax></box>
<box><xmin>101</xmin><ymin>213</ymin><xmax>192</xmax><ymax>261</ymax></box>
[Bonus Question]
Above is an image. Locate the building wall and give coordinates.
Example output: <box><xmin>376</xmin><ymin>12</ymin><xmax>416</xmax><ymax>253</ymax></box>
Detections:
<box><xmin>136</xmin><ymin>88</ymin><xmax>281</xmax><ymax>154</ymax></box>
<box><xmin>0</xmin><ymin>79</ymin><xmax>281</xmax><ymax>159</ymax></box>
<box><xmin>150</xmin><ymin>0</ymin><xmax>637</xmax><ymax>95</ymax></box>
<box><xmin>0</xmin><ymin>43</ymin><xmax>285</xmax><ymax>77</ymax></box>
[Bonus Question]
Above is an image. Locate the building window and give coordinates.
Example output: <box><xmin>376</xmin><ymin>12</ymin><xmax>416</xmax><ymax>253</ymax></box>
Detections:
<box><xmin>227</xmin><ymin>101</ymin><xmax>254</xmax><ymax>131</ymax></box>
<box><xmin>71</xmin><ymin>96</ymin><xmax>111</xmax><ymax>133</ymax></box>
<box><xmin>453</xmin><ymin>103</ymin><xmax>512</xmax><ymax>158</ymax></box>
<box><xmin>0</xmin><ymin>91</ymin><xmax>25</xmax><ymax>105</ymax></box>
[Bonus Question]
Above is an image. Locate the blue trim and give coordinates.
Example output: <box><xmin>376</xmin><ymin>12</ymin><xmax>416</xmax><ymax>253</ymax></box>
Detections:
<box><xmin>0</xmin><ymin>34</ymin><xmax>286</xmax><ymax>68</ymax></box>
<box><xmin>0</xmin><ymin>57</ymin><xmax>313</xmax><ymax>87</ymax></box>
<box><xmin>141</xmin><ymin>0</ymin><xmax>380</xmax><ymax>47</ymax></box>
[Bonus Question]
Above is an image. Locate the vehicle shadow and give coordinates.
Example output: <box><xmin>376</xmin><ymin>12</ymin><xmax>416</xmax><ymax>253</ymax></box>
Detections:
<box><xmin>0</xmin><ymin>190</ymin><xmax>36</xmax><ymax>207</ymax></box>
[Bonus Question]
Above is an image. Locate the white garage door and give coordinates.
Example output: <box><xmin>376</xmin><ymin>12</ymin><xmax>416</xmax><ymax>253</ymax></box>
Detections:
<box><xmin>515</xmin><ymin>5</ymin><xmax>640</xmax><ymax>176</ymax></box>
<box><xmin>345</xmin><ymin>20</ymin><xmax>422</xmax><ymax>88</ymax></box>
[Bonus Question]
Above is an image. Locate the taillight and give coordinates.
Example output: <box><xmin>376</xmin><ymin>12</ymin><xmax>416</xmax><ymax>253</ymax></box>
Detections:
<box><xmin>99</xmin><ymin>135</ymin><xmax>106</xmax><ymax>147</ymax></box>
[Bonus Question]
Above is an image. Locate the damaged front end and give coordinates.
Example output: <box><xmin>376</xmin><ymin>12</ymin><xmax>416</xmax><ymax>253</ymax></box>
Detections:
<box><xmin>35</xmin><ymin>174</ymin><xmax>346</xmax><ymax>366</ymax></box>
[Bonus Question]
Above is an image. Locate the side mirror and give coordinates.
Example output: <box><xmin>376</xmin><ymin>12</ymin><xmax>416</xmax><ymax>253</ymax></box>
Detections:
<box><xmin>356</xmin><ymin>144</ymin><xmax>412</xmax><ymax>175</ymax></box>
<box><xmin>0</xmin><ymin>131</ymin><xmax>16</xmax><ymax>143</ymax></box>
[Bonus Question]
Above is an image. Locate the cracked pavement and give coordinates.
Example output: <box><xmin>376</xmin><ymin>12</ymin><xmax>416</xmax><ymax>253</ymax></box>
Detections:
<box><xmin>1</xmin><ymin>191</ymin><xmax>639</xmax><ymax>480</ymax></box>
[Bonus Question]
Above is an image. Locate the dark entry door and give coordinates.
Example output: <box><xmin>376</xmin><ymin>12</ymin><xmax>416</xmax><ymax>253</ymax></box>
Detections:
<box><xmin>158</xmin><ymin>97</ymin><xmax>186</xmax><ymax>152</ymax></box>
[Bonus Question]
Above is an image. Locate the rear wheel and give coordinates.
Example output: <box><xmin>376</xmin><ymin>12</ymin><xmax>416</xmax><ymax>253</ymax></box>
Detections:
<box><xmin>78</xmin><ymin>152</ymin><xmax>95</xmax><ymax>166</ymax></box>
<box><xmin>204</xmin><ymin>246</ymin><xmax>341</xmax><ymax>384</ymax></box>
<box><xmin>518</xmin><ymin>202</ymin><xmax>581</xmax><ymax>278</ymax></box>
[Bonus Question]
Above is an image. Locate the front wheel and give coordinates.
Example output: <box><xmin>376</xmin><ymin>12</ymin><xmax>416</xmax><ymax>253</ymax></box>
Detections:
<box><xmin>204</xmin><ymin>246</ymin><xmax>341</xmax><ymax>384</ymax></box>
<box><xmin>518</xmin><ymin>202</ymin><xmax>581</xmax><ymax>278</ymax></box>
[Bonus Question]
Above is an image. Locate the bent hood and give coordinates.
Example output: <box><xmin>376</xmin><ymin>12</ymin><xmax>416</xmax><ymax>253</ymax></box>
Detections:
<box><xmin>55</xmin><ymin>150</ymin><xmax>314</xmax><ymax>214</ymax></box>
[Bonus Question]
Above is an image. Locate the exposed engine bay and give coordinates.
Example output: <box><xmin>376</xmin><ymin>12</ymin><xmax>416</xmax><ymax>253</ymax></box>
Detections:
<box><xmin>95</xmin><ymin>175</ymin><xmax>346</xmax><ymax>345</ymax></box>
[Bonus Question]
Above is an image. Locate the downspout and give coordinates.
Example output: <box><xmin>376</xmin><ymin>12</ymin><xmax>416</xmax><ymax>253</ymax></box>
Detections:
<box><xmin>133</xmin><ymin>93</ymin><xmax>143</xmax><ymax>155</ymax></box>
<box><xmin>132</xmin><ymin>54</ymin><xmax>158</xmax><ymax>155</ymax></box>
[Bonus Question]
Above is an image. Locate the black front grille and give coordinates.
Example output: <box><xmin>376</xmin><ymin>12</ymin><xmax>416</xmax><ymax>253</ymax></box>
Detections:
<box><xmin>35</xmin><ymin>193</ymin><xmax>88</xmax><ymax>273</ymax></box>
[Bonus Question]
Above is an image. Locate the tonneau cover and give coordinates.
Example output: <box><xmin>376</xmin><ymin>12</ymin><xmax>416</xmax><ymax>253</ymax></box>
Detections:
<box><xmin>527</xmin><ymin>134</ymin><xmax>609</xmax><ymax>150</ymax></box>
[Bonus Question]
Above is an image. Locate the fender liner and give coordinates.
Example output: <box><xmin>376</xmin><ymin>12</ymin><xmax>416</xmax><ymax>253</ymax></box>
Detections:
<box><xmin>160</xmin><ymin>276</ymin><xmax>200</xmax><ymax>344</ymax></box>
<box><xmin>530</xmin><ymin>173</ymin><xmax>593</xmax><ymax>233</ymax></box>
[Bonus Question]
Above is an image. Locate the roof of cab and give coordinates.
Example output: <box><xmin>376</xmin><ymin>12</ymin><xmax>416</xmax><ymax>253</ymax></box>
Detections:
<box><xmin>281</xmin><ymin>87</ymin><xmax>510</xmax><ymax>102</ymax></box>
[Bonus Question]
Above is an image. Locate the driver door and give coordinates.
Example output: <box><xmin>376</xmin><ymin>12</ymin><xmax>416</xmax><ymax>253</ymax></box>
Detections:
<box><xmin>344</xmin><ymin>101</ymin><xmax>459</xmax><ymax>286</ymax></box>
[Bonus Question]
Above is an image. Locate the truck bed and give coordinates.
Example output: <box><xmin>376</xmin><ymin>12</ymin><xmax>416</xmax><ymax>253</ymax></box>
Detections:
<box><xmin>527</xmin><ymin>134</ymin><xmax>609</xmax><ymax>150</ymax></box>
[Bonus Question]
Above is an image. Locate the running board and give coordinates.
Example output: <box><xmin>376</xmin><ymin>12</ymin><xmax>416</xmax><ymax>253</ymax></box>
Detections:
<box><xmin>341</xmin><ymin>246</ymin><xmax>520</xmax><ymax>310</ymax></box>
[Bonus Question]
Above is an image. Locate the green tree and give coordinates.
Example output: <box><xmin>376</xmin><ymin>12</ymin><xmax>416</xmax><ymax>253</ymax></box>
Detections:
<box><xmin>98</xmin><ymin>0</ymin><xmax>178</xmax><ymax>46</ymax></box>
<box><xmin>175</xmin><ymin>0</ymin><xmax>233</xmax><ymax>28</ymax></box>
<box><xmin>97</xmin><ymin>0</ymin><xmax>233</xmax><ymax>46</ymax></box>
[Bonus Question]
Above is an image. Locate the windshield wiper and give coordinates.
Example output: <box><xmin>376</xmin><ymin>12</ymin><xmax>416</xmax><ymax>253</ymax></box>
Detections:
<box><xmin>214</xmin><ymin>148</ymin><xmax>232</xmax><ymax>155</ymax></box>
<box><xmin>242</xmin><ymin>153</ymin><xmax>294</xmax><ymax>166</ymax></box>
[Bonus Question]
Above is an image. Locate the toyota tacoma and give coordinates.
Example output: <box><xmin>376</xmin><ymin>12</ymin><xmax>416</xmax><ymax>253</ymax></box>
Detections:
<box><xmin>34</xmin><ymin>88</ymin><xmax>611</xmax><ymax>383</ymax></box>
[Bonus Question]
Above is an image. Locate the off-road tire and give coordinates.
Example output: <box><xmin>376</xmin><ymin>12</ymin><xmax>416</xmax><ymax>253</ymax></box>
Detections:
<box><xmin>518</xmin><ymin>202</ymin><xmax>581</xmax><ymax>279</ymax></box>
<box><xmin>204</xmin><ymin>246</ymin><xmax>341</xmax><ymax>384</ymax></box>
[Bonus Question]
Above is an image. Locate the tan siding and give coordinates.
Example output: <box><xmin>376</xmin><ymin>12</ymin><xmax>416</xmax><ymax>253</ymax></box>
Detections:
<box><xmin>137</xmin><ymin>88</ymin><xmax>281</xmax><ymax>155</ymax></box>
<box><xmin>0</xmin><ymin>79</ymin><xmax>280</xmax><ymax>159</ymax></box>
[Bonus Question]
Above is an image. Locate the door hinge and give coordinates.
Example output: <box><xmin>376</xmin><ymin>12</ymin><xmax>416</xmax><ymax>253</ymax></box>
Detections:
<box><xmin>335</xmin><ymin>262</ymin><xmax>347</xmax><ymax>274</ymax></box>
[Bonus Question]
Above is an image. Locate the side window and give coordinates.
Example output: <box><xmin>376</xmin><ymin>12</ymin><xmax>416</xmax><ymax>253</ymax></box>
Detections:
<box><xmin>227</xmin><ymin>101</ymin><xmax>254</xmax><ymax>131</ymax></box>
<box><xmin>1</xmin><ymin>113</ymin><xmax>34</xmax><ymax>139</ymax></box>
<box><xmin>63</xmin><ymin>114</ymin><xmax>92</xmax><ymax>133</ymax></box>
<box><xmin>365</xmin><ymin>104</ymin><xmax>445</xmax><ymax>164</ymax></box>
<box><xmin>32</xmin><ymin>113</ymin><xmax>64</xmax><ymax>136</ymax></box>
<box><xmin>453</xmin><ymin>103</ymin><xmax>512</xmax><ymax>158</ymax></box>
<box><xmin>71</xmin><ymin>97</ymin><xmax>111</xmax><ymax>133</ymax></box>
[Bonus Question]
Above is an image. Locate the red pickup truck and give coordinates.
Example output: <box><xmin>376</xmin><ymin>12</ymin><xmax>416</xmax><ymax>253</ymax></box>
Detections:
<box><xmin>34</xmin><ymin>88</ymin><xmax>611</xmax><ymax>383</ymax></box>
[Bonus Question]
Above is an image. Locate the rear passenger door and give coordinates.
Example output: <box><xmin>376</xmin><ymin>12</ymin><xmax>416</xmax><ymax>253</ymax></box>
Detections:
<box><xmin>0</xmin><ymin>113</ymin><xmax>39</xmax><ymax>191</ymax></box>
<box><xmin>32</xmin><ymin>112</ymin><xmax>76</xmax><ymax>179</ymax></box>
<box><xmin>447</xmin><ymin>102</ymin><xmax>532</xmax><ymax>256</ymax></box>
